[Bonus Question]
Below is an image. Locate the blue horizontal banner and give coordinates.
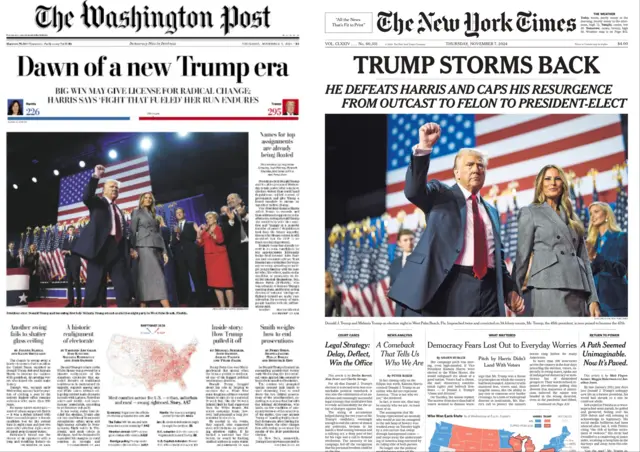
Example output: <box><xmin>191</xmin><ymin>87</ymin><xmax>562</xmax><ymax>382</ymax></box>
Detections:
<box><xmin>9</xmin><ymin>116</ymin><xmax>130</xmax><ymax>121</ymax></box>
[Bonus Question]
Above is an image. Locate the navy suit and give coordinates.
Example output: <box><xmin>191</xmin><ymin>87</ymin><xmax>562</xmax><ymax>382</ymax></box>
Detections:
<box><xmin>221</xmin><ymin>213</ymin><xmax>249</xmax><ymax>307</ymax></box>
<box><xmin>63</xmin><ymin>235</ymin><xmax>82</xmax><ymax>305</ymax></box>
<box><xmin>389</xmin><ymin>257</ymin><xmax>403</xmax><ymax>287</ymax></box>
<box><xmin>388</xmin><ymin>154</ymin><xmax>515</xmax><ymax>316</ymax></box>
<box><xmin>73</xmin><ymin>177</ymin><xmax>131</xmax><ymax>307</ymax></box>
<box><xmin>592</xmin><ymin>231</ymin><xmax>627</xmax><ymax>317</ymax></box>
<box><xmin>7</xmin><ymin>250</ymin><xmax>18</xmax><ymax>269</ymax></box>
<box><xmin>389</xmin><ymin>256</ymin><xmax>420</xmax><ymax>317</ymax></box>
<box><xmin>170</xmin><ymin>220</ymin><xmax>206</xmax><ymax>307</ymax></box>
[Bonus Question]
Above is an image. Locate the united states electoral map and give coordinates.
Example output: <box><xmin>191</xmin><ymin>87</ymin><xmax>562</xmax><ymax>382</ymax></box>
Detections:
<box><xmin>429</xmin><ymin>422</ymin><xmax>571</xmax><ymax>452</ymax></box>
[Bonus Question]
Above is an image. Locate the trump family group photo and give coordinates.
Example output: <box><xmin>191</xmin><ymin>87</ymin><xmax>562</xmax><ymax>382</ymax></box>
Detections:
<box><xmin>7</xmin><ymin>132</ymin><xmax>249</xmax><ymax>309</ymax></box>
<box><xmin>325</xmin><ymin>114</ymin><xmax>628</xmax><ymax>318</ymax></box>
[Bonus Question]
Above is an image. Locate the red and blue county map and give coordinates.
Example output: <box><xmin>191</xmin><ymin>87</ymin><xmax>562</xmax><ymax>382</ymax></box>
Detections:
<box><xmin>429</xmin><ymin>422</ymin><xmax>571</xmax><ymax>452</ymax></box>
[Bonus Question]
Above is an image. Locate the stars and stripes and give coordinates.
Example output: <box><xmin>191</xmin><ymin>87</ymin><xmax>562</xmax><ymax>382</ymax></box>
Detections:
<box><xmin>615</xmin><ymin>178</ymin><xmax>628</xmax><ymax>232</ymax></box>
<box><xmin>327</xmin><ymin>234</ymin><xmax>344</xmax><ymax>286</ymax></box>
<box><xmin>339</xmin><ymin>234</ymin><xmax>363</xmax><ymax>316</ymax></box>
<box><xmin>19</xmin><ymin>157</ymin><xmax>151</xmax><ymax>284</ymax></box>
<box><xmin>371</xmin><ymin>220</ymin><xmax>394</xmax><ymax>317</ymax></box>
<box><xmin>386</xmin><ymin>114</ymin><xmax>628</xmax><ymax>237</ymax></box>
<box><xmin>58</xmin><ymin>156</ymin><xmax>152</xmax><ymax>224</ymax></box>
<box><xmin>356</xmin><ymin>232</ymin><xmax>376</xmax><ymax>316</ymax></box>
<box><xmin>332</xmin><ymin>222</ymin><xmax>396</xmax><ymax>317</ymax></box>
<box><xmin>327</xmin><ymin>114</ymin><xmax>628</xmax><ymax>317</ymax></box>
<box><xmin>39</xmin><ymin>227</ymin><xmax>55</xmax><ymax>281</ymax></box>
<box><xmin>503</xmin><ymin>197</ymin><xmax>519</xmax><ymax>264</ymax></box>
<box><xmin>22</xmin><ymin>223</ymin><xmax>93</xmax><ymax>283</ymax></box>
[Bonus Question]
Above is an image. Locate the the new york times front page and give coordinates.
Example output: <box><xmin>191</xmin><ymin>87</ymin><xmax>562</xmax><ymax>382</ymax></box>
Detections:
<box><xmin>321</xmin><ymin>2</ymin><xmax>637</xmax><ymax>451</ymax></box>
<box><xmin>0</xmin><ymin>0</ymin><xmax>638</xmax><ymax>451</ymax></box>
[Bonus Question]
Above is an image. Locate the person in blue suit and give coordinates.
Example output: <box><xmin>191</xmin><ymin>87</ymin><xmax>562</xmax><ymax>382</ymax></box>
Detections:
<box><xmin>388</xmin><ymin>122</ymin><xmax>524</xmax><ymax>317</ymax></box>
<box><xmin>389</xmin><ymin>229</ymin><xmax>416</xmax><ymax>316</ymax></box>
<box><xmin>586</xmin><ymin>201</ymin><xmax>627</xmax><ymax>317</ymax></box>
<box><xmin>73</xmin><ymin>164</ymin><xmax>132</xmax><ymax>308</ymax></box>
<box><xmin>62</xmin><ymin>225</ymin><xmax>82</xmax><ymax>307</ymax></box>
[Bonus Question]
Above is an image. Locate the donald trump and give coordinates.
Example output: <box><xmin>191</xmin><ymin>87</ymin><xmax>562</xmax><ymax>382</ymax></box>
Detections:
<box><xmin>388</xmin><ymin>123</ymin><xmax>524</xmax><ymax>317</ymax></box>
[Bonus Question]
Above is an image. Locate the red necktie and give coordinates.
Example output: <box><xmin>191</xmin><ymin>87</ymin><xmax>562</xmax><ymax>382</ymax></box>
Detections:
<box><xmin>112</xmin><ymin>203</ymin><xmax>123</xmax><ymax>243</ymax></box>
<box><xmin>471</xmin><ymin>194</ymin><xmax>488</xmax><ymax>279</ymax></box>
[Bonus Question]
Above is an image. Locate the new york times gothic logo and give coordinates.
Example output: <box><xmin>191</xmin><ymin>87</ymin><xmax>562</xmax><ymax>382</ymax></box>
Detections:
<box><xmin>377</xmin><ymin>11</ymin><xmax>577</xmax><ymax>37</ymax></box>
<box><xmin>34</xmin><ymin>1</ymin><xmax>271</xmax><ymax>35</ymax></box>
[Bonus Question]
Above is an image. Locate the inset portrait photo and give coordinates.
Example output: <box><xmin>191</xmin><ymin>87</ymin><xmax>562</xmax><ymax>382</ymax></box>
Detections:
<box><xmin>7</xmin><ymin>99</ymin><xmax>23</xmax><ymax>116</ymax></box>
<box><xmin>282</xmin><ymin>99</ymin><xmax>299</xmax><ymax>116</ymax></box>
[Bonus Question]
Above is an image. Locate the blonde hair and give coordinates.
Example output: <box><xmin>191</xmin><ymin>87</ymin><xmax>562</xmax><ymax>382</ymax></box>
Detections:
<box><xmin>453</xmin><ymin>148</ymin><xmax>489</xmax><ymax>171</ymax></box>
<box><xmin>325</xmin><ymin>271</ymin><xmax>336</xmax><ymax>298</ymax></box>
<box><xmin>586</xmin><ymin>202</ymin><xmax>621</xmax><ymax>251</ymax></box>
<box><xmin>138</xmin><ymin>192</ymin><xmax>157</xmax><ymax>217</ymax></box>
<box><xmin>104</xmin><ymin>179</ymin><xmax>121</xmax><ymax>188</ymax></box>
<box><xmin>205</xmin><ymin>211</ymin><xmax>218</xmax><ymax>222</ymax></box>
<box><xmin>533</xmin><ymin>165</ymin><xmax>584</xmax><ymax>236</ymax></box>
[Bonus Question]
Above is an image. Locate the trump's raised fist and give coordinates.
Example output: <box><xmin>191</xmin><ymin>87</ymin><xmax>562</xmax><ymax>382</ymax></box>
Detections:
<box><xmin>94</xmin><ymin>165</ymin><xmax>106</xmax><ymax>178</ymax></box>
<box><xmin>419</xmin><ymin>122</ymin><xmax>441</xmax><ymax>149</ymax></box>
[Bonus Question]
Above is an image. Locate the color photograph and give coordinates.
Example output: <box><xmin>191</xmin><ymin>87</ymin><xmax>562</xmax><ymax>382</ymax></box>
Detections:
<box><xmin>7</xmin><ymin>132</ymin><xmax>249</xmax><ymax>308</ymax></box>
<box><xmin>325</xmin><ymin>114</ymin><xmax>628</xmax><ymax>318</ymax></box>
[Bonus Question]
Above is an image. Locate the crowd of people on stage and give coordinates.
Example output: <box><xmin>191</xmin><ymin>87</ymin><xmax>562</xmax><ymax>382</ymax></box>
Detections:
<box><xmin>7</xmin><ymin>164</ymin><xmax>249</xmax><ymax>308</ymax></box>
<box><xmin>325</xmin><ymin>122</ymin><xmax>628</xmax><ymax>318</ymax></box>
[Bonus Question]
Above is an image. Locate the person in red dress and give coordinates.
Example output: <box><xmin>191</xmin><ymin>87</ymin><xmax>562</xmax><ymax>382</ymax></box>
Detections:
<box><xmin>197</xmin><ymin>212</ymin><xmax>235</xmax><ymax>307</ymax></box>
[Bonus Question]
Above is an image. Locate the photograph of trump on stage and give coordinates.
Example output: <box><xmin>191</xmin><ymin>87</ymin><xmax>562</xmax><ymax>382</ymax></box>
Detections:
<box><xmin>325</xmin><ymin>114</ymin><xmax>628</xmax><ymax>318</ymax></box>
<box><xmin>7</xmin><ymin>132</ymin><xmax>249</xmax><ymax>309</ymax></box>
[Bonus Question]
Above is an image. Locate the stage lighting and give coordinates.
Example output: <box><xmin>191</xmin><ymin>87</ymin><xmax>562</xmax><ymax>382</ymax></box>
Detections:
<box><xmin>79</xmin><ymin>161</ymin><xmax>86</xmax><ymax>168</ymax></box>
<box><xmin>32</xmin><ymin>177</ymin><xmax>38</xmax><ymax>183</ymax></box>
<box><xmin>140</xmin><ymin>137</ymin><xmax>153</xmax><ymax>151</ymax></box>
<box><xmin>13</xmin><ymin>184</ymin><xmax>18</xmax><ymax>190</ymax></box>
<box><xmin>109</xmin><ymin>149</ymin><xmax>118</xmax><ymax>159</ymax></box>
<box><xmin>177</xmin><ymin>132</ymin><xmax>189</xmax><ymax>137</ymax></box>
<box><xmin>53</xmin><ymin>169</ymin><xmax>60</xmax><ymax>176</ymax></box>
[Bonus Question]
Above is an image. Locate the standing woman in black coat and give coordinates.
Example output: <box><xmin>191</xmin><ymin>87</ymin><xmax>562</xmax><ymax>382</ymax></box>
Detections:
<box><xmin>25</xmin><ymin>243</ymin><xmax>41</xmax><ymax>301</ymax></box>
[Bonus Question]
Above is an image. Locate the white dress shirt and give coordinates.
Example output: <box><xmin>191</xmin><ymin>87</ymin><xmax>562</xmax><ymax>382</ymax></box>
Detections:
<box><xmin>413</xmin><ymin>144</ymin><xmax>495</xmax><ymax>268</ymax></box>
<box><xmin>401</xmin><ymin>252</ymin><xmax>411</xmax><ymax>268</ymax></box>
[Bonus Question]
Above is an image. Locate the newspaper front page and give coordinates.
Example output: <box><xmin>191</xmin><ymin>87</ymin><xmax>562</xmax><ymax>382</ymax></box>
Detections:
<box><xmin>0</xmin><ymin>0</ymin><xmax>638</xmax><ymax>451</ymax></box>
<box><xmin>1</xmin><ymin>1</ymin><xmax>308</xmax><ymax>450</ymax></box>
<box><xmin>321</xmin><ymin>1</ymin><xmax>638</xmax><ymax>452</ymax></box>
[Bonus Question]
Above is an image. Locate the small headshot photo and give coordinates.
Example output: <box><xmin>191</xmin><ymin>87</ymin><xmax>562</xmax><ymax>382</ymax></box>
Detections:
<box><xmin>282</xmin><ymin>99</ymin><xmax>299</xmax><ymax>116</ymax></box>
<box><xmin>8</xmin><ymin>99</ymin><xmax>23</xmax><ymax>116</ymax></box>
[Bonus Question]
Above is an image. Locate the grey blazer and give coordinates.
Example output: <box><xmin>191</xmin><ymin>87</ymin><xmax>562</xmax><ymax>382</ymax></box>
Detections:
<box><xmin>131</xmin><ymin>208</ymin><xmax>166</xmax><ymax>252</ymax></box>
<box><xmin>513</xmin><ymin>203</ymin><xmax>597</xmax><ymax>304</ymax></box>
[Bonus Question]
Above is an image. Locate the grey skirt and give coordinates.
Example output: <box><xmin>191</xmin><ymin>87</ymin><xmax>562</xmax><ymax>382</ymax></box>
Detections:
<box><xmin>530</xmin><ymin>288</ymin><xmax>589</xmax><ymax>317</ymax></box>
<box><xmin>136</xmin><ymin>247</ymin><xmax>168</xmax><ymax>302</ymax></box>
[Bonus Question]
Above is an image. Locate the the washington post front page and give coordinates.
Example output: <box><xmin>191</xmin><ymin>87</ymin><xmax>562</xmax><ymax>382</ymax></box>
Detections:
<box><xmin>1</xmin><ymin>0</ymin><xmax>638</xmax><ymax>451</ymax></box>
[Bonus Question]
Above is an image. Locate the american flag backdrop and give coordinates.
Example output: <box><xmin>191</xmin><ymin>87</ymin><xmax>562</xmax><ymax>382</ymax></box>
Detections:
<box><xmin>57</xmin><ymin>156</ymin><xmax>152</xmax><ymax>224</ymax></box>
<box><xmin>20</xmin><ymin>156</ymin><xmax>153</xmax><ymax>283</ymax></box>
<box><xmin>327</xmin><ymin>114</ymin><xmax>628</xmax><ymax>317</ymax></box>
<box><xmin>386</xmin><ymin>114</ymin><xmax>627</xmax><ymax>230</ymax></box>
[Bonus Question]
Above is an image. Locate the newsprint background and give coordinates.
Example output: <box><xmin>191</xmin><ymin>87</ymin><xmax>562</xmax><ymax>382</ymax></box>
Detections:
<box><xmin>0</xmin><ymin>1</ymin><xmax>638</xmax><ymax>452</ymax></box>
